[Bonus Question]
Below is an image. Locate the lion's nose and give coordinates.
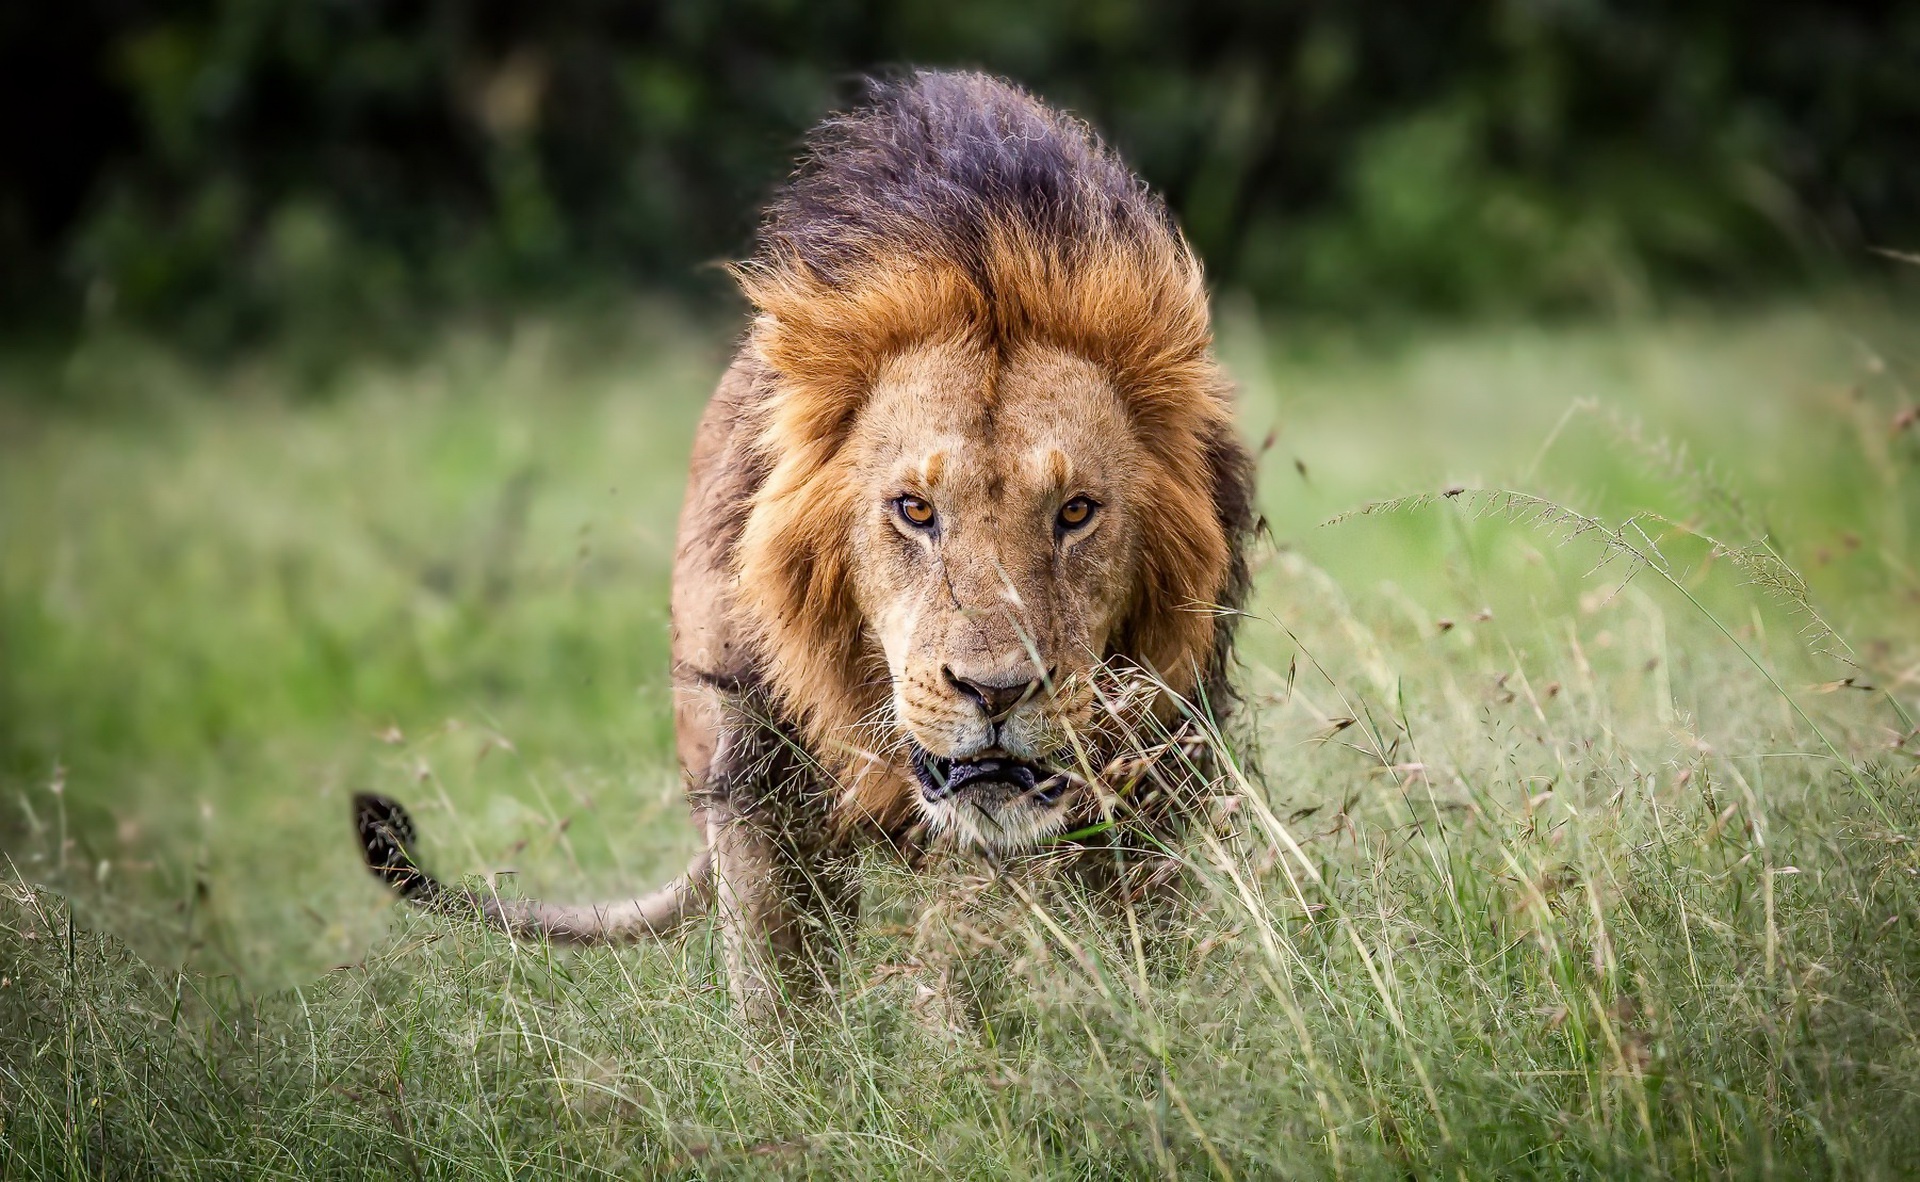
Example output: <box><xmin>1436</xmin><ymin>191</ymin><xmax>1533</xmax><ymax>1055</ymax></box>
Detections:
<box><xmin>943</xmin><ymin>665</ymin><xmax>1047</xmax><ymax>721</ymax></box>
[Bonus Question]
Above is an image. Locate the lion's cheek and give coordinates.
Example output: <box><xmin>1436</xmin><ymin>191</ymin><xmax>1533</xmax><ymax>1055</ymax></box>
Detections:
<box><xmin>870</xmin><ymin>595</ymin><xmax>924</xmax><ymax>678</ymax></box>
<box><xmin>1057</xmin><ymin>536</ymin><xmax>1138</xmax><ymax>655</ymax></box>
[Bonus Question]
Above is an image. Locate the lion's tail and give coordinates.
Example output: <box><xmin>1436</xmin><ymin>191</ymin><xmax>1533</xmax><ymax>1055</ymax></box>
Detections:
<box><xmin>352</xmin><ymin>793</ymin><xmax>713</xmax><ymax>943</ymax></box>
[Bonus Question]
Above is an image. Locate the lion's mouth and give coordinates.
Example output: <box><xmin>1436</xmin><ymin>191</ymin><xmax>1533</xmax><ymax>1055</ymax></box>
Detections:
<box><xmin>910</xmin><ymin>748</ymin><xmax>1067</xmax><ymax>807</ymax></box>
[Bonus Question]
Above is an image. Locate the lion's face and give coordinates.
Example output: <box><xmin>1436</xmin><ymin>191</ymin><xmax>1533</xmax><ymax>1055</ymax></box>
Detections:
<box><xmin>839</xmin><ymin>338</ymin><xmax>1148</xmax><ymax>848</ymax></box>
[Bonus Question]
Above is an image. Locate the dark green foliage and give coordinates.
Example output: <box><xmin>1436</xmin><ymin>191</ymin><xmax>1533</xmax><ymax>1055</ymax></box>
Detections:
<box><xmin>5</xmin><ymin>1</ymin><xmax>1918</xmax><ymax>340</ymax></box>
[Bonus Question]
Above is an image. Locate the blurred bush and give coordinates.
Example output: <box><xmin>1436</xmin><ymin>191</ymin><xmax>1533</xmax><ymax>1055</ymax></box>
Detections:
<box><xmin>4</xmin><ymin>0</ymin><xmax>1917</xmax><ymax>341</ymax></box>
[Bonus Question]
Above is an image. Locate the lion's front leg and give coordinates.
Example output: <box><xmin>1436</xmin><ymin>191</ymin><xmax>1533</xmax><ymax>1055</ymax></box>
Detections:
<box><xmin>695</xmin><ymin>690</ymin><xmax>861</xmax><ymax>1020</ymax></box>
<box><xmin>707</xmin><ymin>805</ymin><xmax>860</xmax><ymax>1019</ymax></box>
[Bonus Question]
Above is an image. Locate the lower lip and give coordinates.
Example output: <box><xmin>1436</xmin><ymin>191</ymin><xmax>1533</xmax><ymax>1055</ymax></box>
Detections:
<box><xmin>924</xmin><ymin>777</ymin><xmax>1065</xmax><ymax>807</ymax></box>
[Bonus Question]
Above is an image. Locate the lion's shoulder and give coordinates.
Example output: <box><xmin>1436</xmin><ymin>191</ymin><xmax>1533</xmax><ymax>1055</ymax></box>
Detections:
<box><xmin>671</xmin><ymin>354</ymin><xmax>772</xmax><ymax>690</ymax></box>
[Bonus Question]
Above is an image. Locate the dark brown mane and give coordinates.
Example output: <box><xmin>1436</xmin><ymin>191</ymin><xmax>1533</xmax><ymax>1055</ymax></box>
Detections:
<box><xmin>756</xmin><ymin>71</ymin><xmax>1175</xmax><ymax>293</ymax></box>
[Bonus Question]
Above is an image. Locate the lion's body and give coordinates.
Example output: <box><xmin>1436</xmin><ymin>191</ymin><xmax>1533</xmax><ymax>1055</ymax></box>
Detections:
<box><xmin>670</xmin><ymin>356</ymin><xmax>770</xmax><ymax>815</ymax></box>
<box><xmin>357</xmin><ymin>70</ymin><xmax>1255</xmax><ymax>1016</ymax></box>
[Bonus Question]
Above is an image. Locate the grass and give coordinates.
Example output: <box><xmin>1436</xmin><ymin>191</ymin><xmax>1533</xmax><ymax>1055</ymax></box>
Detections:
<box><xmin>3</xmin><ymin>294</ymin><xmax>1920</xmax><ymax>1177</ymax></box>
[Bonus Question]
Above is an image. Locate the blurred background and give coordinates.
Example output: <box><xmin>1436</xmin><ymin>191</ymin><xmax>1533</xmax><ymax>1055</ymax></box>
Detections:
<box><xmin>5</xmin><ymin>0</ymin><xmax>1919</xmax><ymax>344</ymax></box>
<box><xmin>11</xmin><ymin>10</ymin><xmax>1920</xmax><ymax>1171</ymax></box>
<box><xmin>3</xmin><ymin>1</ymin><xmax>1919</xmax><ymax>984</ymax></box>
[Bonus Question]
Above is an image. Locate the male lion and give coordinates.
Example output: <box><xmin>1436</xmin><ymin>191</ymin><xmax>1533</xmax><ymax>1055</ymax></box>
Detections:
<box><xmin>356</xmin><ymin>69</ymin><xmax>1255</xmax><ymax>1014</ymax></box>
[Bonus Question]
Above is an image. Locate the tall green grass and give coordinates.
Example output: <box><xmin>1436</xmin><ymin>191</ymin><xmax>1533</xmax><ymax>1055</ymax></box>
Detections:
<box><xmin>3</xmin><ymin>299</ymin><xmax>1918</xmax><ymax>1177</ymax></box>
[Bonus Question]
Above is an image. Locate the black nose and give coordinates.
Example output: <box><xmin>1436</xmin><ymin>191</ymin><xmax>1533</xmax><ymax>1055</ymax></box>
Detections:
<box><xmin>944</xmin><ymin>666</ymin><xmax>1045</xmax><ymax>721</ymax></box>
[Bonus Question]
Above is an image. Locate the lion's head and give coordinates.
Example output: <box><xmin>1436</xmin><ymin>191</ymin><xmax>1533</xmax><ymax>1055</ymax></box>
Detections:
<box><xmin>727</xmin><ymin>72</ymin><xmax>1253</xmax><ymax>850</ymax></box>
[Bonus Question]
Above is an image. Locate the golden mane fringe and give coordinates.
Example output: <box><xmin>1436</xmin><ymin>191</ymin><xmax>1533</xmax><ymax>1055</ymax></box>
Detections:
<box><xmin>728</xmin><ymin>221</ymin><xmax>1238</xmax><ymax>793</ymax></box>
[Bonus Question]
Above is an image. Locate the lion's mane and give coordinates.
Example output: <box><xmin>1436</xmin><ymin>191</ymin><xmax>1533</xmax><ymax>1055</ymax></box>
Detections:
<box><xmin>727</xmin><ymin>70</ymin><xmax>1255</xmax><ymax>784</ymax></box>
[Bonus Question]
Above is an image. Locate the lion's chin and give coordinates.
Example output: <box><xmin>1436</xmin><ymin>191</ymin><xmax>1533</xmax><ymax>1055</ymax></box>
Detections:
<box><xmin>920</xmin><ymin>792</ymin><xmax>1073</xmax><ymax>853</ymax></box>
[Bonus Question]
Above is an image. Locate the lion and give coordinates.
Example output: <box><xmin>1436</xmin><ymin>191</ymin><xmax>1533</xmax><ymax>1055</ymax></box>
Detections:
<box><xmin>355</xmin><ymin>69</ymin><xmax>1256</xmax><ymax>1015</ymax></box>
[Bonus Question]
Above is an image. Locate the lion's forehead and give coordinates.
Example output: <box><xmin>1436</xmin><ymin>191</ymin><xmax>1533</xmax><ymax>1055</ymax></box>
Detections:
<box><xmin>859</xmin><ymin>345</ymin><xmax>1141</xmax><ymax>503</ymax></box>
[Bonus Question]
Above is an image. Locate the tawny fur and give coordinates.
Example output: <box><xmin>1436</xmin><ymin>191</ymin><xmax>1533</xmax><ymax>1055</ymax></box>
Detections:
<box><xmin>357</xmin><ymin>69</ymin><xmax>1256</xmax><ymax>1014</ymax></box>
<box><xmin>726</xmin><ymin>74</ymin><xmax>1244</xmax><ymax>816</ymax></box>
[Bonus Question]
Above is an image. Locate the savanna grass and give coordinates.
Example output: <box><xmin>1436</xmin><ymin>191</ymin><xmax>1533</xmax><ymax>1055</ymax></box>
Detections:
<box><xmin>4</xmin><ymin>299</ymin><xmax>1919</xmax><ymax>1178</ymax></box>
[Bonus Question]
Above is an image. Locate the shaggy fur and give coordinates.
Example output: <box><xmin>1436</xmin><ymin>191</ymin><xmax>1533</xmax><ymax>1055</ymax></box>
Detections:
<box><xmin>357</xmin><ymin>69</ymin><xmax>1256</xmax><ymax>1015</ymax></box>
<box><xmin>731</xmin><ymin>71</ymin><xmax>1252</xmax><ymax>769</ymax></box>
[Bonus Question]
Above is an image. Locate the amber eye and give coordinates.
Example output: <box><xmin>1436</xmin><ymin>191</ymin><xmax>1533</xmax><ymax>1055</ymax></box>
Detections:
<box><xmin>895</xmin><ymin>495</ymin><xmax>937</xmax><ymax>529</ymax></box>
<box><xmin>1058</xmin><ymin>496</ymin><xmax>1098</xmax><ymax>530</ymax></box>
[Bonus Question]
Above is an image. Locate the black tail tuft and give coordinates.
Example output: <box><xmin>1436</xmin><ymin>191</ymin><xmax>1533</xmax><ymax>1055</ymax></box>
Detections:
<box><xmin>353</xmin><ymin>793</ymin><xmax>439</xmax><ymax>900</ymax></box>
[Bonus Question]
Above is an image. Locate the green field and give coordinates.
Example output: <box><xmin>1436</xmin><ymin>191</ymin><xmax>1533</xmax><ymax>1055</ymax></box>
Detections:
<box><xmin>4</xmin><ymin>296</ymin><xmax>1919</xmax><ymax>1177</ymax></box>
